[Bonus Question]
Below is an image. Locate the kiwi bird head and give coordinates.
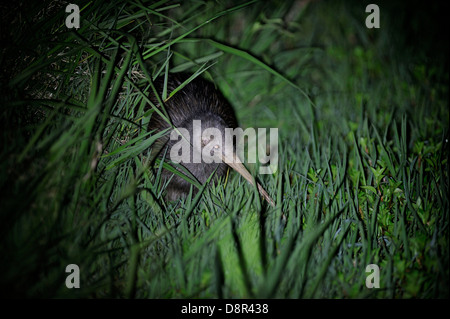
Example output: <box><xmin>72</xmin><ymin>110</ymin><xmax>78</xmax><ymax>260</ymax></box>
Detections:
<box><xmin>182</xmin><ymin>113</ymin><xmax>275</xmax><ymax>207</ymax></box>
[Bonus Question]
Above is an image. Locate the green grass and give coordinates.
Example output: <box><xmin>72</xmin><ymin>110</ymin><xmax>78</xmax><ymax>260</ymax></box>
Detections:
<box><xmin>1</xmin><ymin>0</ymin><xmax>448</xmax><ymax>298</ymax></box>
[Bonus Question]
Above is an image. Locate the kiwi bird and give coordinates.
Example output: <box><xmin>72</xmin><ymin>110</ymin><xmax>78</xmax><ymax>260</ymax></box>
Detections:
<box><xmin>148</xmin><ymin>73</ymin><xmax>274</xmax><ymax>206</ymax></box>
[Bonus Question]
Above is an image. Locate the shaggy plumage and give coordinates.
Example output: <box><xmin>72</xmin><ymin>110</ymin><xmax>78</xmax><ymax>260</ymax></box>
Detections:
<box><xmin>148</xmin><ymin>73</ymin><xmax>237</xmax><ymax>201</ymax></box>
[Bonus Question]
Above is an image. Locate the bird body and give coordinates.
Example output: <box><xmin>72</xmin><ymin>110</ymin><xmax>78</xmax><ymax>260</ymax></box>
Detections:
<box><xmin>148</xmin><ymin>73</ymin><xmax>274</xmax><ymax>206</ymax></box>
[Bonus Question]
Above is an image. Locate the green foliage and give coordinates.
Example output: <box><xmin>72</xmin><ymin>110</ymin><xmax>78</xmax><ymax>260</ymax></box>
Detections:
<box><xmin>0</xmin><ymin>0</ymin><xmax>448</xmax><ymax>298</ymax></box>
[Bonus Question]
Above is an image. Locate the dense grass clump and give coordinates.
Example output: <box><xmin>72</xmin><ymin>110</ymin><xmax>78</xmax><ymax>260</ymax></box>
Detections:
<box><xmin>1</xmin><ymin>0</ymin><xmax>448</xmax><ymax>298</ymax></box>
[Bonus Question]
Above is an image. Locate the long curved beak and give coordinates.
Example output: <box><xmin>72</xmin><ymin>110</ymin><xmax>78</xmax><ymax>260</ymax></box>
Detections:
<box><xmin>221</xmin><ymin>150</ymin><xmax>275</xmax><ymax>207</ymax></box>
